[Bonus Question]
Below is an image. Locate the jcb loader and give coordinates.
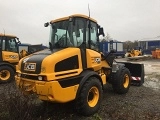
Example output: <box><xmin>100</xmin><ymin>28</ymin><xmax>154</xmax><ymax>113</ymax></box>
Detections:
<box><xmin>0</xmin><ymin>34</ymin><xmax>45</xmax><ymax>83</ymax></box>
<box><xmin>126</xmin><ymin>46</ymin><xmax>143</xmax><ymax>57</ymax></box>
<box><xmin>15</xmin><ymin>14</ymin><xmax>144</xmax><ymax>116</ymax></box>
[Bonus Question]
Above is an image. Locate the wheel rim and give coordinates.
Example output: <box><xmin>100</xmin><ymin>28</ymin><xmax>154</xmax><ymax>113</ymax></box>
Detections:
<box><xmin>123</xmin><ymin>74</ymin><xmax>129</xmax><ymax>88</ymax></box>
<box><xmin>0</xmin><ymin>70</ymin><xmax>10</xmax><ymax>81</ymax></box>
<box><xmin>87</xmin><ymin>86</ymin><xmax>99</xmax><ymax>107</ymax></box>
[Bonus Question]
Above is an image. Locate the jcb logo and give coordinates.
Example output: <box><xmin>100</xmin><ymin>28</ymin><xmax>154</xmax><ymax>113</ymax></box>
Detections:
<box><xmin>94</xmin><ymin>57</ymin><xmax>101</xmax><ymax>64</ymax></box>
<box><xmin>24</xmin><ymin>63</ymin><xmax>36</xmax><ymax>71</ymax></box>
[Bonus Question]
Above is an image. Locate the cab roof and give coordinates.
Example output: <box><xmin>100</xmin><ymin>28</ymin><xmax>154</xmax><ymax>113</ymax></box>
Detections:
<box><xmin>0</xmin><ymin>33</ymin><xmax>17</xmax><ymax>38</ymax></box>
<box><xmin>50</xmin><ymin>14</ymin><xmax>97</xmax><ymax>23</ymax></box>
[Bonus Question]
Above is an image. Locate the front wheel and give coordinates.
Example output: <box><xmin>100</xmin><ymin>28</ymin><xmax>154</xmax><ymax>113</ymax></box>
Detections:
<box><xmin>112</xmin><ymin>67</ymin><xmax>131</xmax><ymax>94</ymax></box>
<box><xmin>75</xmin><ymin>77</ymin><xmax>103</xmax><ymax>116</ymax></box>
<box><xmin>0</xmin><ymin>66</ymin><xmax>15</xmax><ymax>83</ymax></box>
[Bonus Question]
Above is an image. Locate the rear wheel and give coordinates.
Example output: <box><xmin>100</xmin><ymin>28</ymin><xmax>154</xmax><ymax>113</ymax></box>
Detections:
<box><xmin>112</xmin><ymin>67</ymin><xmax>131</xmax><ymax>94</ymax></box>
<box><xmin>0</xmin><ymin>66</ymin><xmax>15</xmax><ymax>83</ymax></box>
<box><xmin>76</xmin><ymin>77</ymin><xmax>102</xmax><ymax>116</ymax></box>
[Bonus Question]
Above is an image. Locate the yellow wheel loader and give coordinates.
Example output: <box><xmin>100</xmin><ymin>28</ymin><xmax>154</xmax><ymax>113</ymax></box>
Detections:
<box><xmin>0</xmin><ymin>34</ymin><xmax>45</xmax><ymax>83</ymax></box>
<box><xmin>0</xmin><ymin>34</ymin><xmax>22</xmax><ymax>83</ymax></box>
<box><xmin>15</xmin><ymin>14</ymin><xmax>144</xmax><ymax>116</ymax></box>
<box><xmin>126</xmin><ymin>46</ymin><xmax>143</xmax><ymax>57</ymax></box>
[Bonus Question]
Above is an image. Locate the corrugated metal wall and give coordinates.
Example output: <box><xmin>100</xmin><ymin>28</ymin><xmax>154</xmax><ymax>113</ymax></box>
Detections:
<box><xmin>139</xmin><ymin>40</ymin><xmax>160</xmax><ymax>54</ymax></box>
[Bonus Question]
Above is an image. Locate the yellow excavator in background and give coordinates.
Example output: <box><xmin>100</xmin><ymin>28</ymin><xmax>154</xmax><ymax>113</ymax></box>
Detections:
<box><xmin>15</xmin><ymin>14</ymin><xmax>144</xmax><ymax>116</ymax></box>
<box><xmin>0</xmin><ymin>34</ymin><xmax>45</xmax><ymax>83</ymax></box>
<box><xmin>126</xmin><ymin>46</ymin><xmax>143</xmax><ymax>57</ymax></box>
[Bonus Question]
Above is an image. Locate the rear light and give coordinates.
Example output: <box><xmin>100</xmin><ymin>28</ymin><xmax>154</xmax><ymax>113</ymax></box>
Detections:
<box><xmin>38</xmin><ymin>76</ymin><xmax>43</xmax><ymax>80</ymax></box>
<box><xmin>43</xmin><ymin>76</ymin><xmax>47</xmax><ymax>81</ymax></box>
<box><xmin>38</xmin><ymin>76</ymin><xmax>47</xmax><ymax>81</ymax></box>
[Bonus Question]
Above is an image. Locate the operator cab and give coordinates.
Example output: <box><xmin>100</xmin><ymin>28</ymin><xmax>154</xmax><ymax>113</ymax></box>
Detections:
<box><xmin>44</xmin><ymin>14</ymin><xmax>104</xmax><ymax>51</ymax></box>
<box><xmin>0</xmin><ymin>34</ymin><xmax>20</xmax><ymax>53</ymax></box>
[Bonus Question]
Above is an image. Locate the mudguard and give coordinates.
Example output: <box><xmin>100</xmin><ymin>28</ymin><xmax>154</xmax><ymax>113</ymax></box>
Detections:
<box><xmin>75</xmin><ymin>70</ymin><xmax>102</xmax><ymax>99</ymax></box>
<box><xmin>117</xmin><ymin>62</ymin><xmax>144</xmax><ymax>86</ymax></box>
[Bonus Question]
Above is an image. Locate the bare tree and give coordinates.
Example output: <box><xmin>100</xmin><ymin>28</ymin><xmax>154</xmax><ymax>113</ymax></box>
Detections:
<box><xmin>123</xmin><ymin>40</ymin><xmax>139</xmax><ymax>51</ymax></box>
<box><xmin>101</xmin><ymin>33</ymin><xmax>112</xmax><ymax>42</ymax></box>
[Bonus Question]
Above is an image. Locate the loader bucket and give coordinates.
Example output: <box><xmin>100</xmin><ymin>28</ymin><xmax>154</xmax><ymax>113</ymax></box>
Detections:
<box><xmin>118</xmin><ymin>62</ymin><xmax>144</xmax><ymax>86</ymax></box>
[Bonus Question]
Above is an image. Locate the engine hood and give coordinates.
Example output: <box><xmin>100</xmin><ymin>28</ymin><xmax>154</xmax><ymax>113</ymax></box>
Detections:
<box><xmin>20</xmin><ymin>49</ymin><xmax>61</xmax><ymax>74</ymax></box>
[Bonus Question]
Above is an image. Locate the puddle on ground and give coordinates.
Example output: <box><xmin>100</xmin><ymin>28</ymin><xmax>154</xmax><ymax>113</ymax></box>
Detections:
<box><xmin>144</xmin><ymin>64</ymin><xmax>160</xmax><ymax>75</ymax></box>
<box><xmin>144</xmin><ymin>64</ymin><xmax>160</xmax><ymax>68</ymax></box>
<box><xmin>151</xmin><ymin>65</ymin><xmax>160</xmax><ymax>67</ymax></box>
<box><xmin>143</xmin><ymin>76</ymin><xmax>160</xmax><ymax>91</ymax></box>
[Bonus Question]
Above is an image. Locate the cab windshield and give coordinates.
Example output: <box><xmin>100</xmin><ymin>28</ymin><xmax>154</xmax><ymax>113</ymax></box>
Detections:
<box><xmin>49</xmin><ymin>17</ymin><xmax>99</xmax><ymax>50</ymax></box>
<box><xmin>0</xmin><ymin>37</ymin><xmax>18</xmax><ymax>52</ymax></box>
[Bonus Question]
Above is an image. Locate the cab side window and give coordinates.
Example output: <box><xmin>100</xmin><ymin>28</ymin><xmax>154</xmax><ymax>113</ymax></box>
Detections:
<box><xmin>5</xmin><ymin>39</ymin><xmax>18</xmax><ymax>52</ymax></box>
<box><xmin>2</xmin><ymin>40</ymin><xmax>5</xmax><ymax>50</ymax></box>
<box><xmin>8</xmin><ymin>39</ymin><xmax>18</xmax><ymax>52</ymax></box>
<box><xmin>71</xmin><ymin>19</ymin><xmax>85</xmax><ymax>47</ymax></box>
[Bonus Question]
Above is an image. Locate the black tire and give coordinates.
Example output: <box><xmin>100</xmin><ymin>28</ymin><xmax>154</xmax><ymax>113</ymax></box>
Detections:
<box><xmin>112</xmin><ymin>67</ymin><xmax>131</xmax><ymax>94</ymax></box>
<box><xmin>75</xmin><ymin>77</ymin><xmax>103</xmax><ymax>116</ymax></box>
<box><xmin>0</xmin><ymin>66</ymin><xmax>15</xmax><ymax>83</ymax></box>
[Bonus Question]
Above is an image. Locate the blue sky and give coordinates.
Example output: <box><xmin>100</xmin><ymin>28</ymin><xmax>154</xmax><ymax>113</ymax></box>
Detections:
<box><xmin>0</xmin><ymin>0</ymin><xmax>160</xmax><ymax>45</ymax></box>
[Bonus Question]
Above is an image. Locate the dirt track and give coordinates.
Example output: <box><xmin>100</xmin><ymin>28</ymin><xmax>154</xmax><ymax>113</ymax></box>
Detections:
<box><xmin>0</xmin><ymin>58</ymin><xmax>160</xmax><ymax>120</ymax></box>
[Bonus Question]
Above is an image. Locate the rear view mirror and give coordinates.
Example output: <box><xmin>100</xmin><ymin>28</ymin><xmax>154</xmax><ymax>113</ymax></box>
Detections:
<box><xmin>99</xmin><ymin>27</ymin><xmax>105</xmax><ymax>36</ymax></box>
<box><xmin>44</xmin><ymin>22</ymin><xmax>49</xmax><ymax>27</ymax></box>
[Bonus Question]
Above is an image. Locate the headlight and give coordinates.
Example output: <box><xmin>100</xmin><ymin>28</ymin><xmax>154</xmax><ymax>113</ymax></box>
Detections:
<box><xmin>38</xmin><ymin>76</ymin><xmax>43</xmax><ymax>80</ymax></box>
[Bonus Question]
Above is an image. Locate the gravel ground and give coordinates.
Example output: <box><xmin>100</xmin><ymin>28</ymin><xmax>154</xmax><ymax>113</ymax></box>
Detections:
<box><xmin>0</xmin><ymin>58</ymin><xmax>160</xmax><ymax>120</ymax></box>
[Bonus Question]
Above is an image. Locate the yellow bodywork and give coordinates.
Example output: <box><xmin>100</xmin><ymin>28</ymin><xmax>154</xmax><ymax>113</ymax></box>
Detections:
<box><xmin>16</xmin><ymin>48</ymin><xmax>110</xmax><ymax>103</ymax></box>
<box><xmin>50</xmin><ymin>14</ymin><xmax>97</xmax><ymax>23</ymax></box>
<box><xmin>41</xmin><ymin>48</ymin><xmax>83</xmax><ymax>80</ymax></box>
<box><xmin>126</xmin><ymin>49</ymin><xmax>142</xmax><ymax>57</ymax></box>
<box><xmin>16</xmin><ymin>76</ymin><xmax>79</xmax><ymax>102</ymax></box>
<box><xmin>2</xmin><ymin>51</ymin><xmax>19</xmax><ymax>63</ymax></box>
<box><xmin>86</xmin><ymin>49</ymin><xmax>101</xmax><ymax>71</ymax></box>
<box><xmin>19</xmin><ymin>49</ymin><xmax>28</xmax><ymax>59</ymax></box>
